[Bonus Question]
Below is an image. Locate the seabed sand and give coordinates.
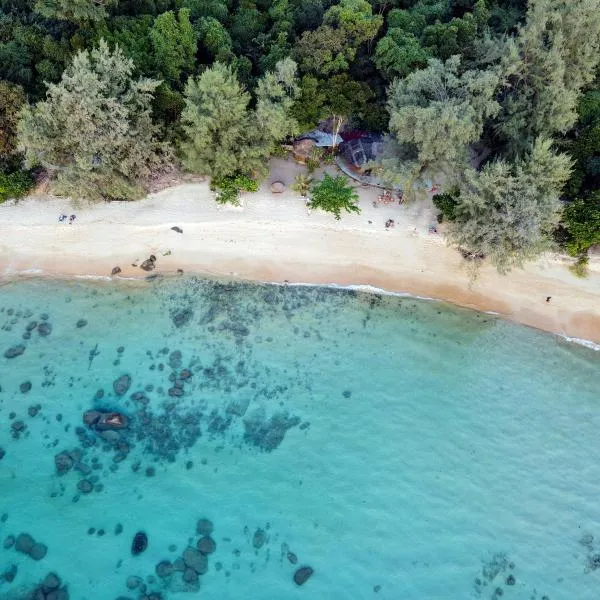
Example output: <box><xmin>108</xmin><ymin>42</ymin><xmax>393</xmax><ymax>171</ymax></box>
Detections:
<box><xmin>1</xmin><ymin>159</ymin><xmax>599</xmax><ymax>345</ymax></box>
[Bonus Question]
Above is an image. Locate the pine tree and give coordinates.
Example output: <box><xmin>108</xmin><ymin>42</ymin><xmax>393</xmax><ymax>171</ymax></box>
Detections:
<box><xmin>17</xmin><ymin>40</ymin><xmax>166</xmax><ymax>201</ymax></box>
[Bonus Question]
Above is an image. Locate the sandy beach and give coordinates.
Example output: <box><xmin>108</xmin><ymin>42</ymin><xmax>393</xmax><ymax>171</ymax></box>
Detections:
<box><xmin>1</xmin><ymin>159</ymin><xmax>599</xmax><ymax>345</ymax></box>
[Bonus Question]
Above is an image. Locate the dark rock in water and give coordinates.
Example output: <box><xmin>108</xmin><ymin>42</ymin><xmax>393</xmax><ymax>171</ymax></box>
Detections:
<box><xmin>126</xmin><ymin>575</ymin><xmax>142</xmax><ymax>589</ymax></box>
<box><xmin>287</xmin><ymin>551</ymin><xmax>298</xmax><ymax>564</ymax></box>
<box><xmin>171</xmin><ymin>226</ymin><xmax>183</xmax><ymax>233</ymax></box>
<box><xmin>15</xmin><ymin>533</ymin><xmax>35</xmax><ymax>554</ymax></box>
<box><xmin>505</xmin><ymin>575</ymin><xmax>516</xmax><ymax>585</ymax></box>
<box><xmin>43</xmin><ymin>573</ymin><xmax>61</xmax><ymax>591</ymax></box>
<box><xmin>179</xmin><ymin>369</ymin><xmax>192</xmax><ymax>380</ymax></box>
<box><xmin>172</xmin><ymin>558</ymin><xmax>185</xmax><ymax>572</ymax></box>
<box><xmin>29</xmin><ymin>543</ymin><xmax>48</xmax><ymax>560</ymax></box>
<box><xmin>26</xmin><ymin>321</ymin><xmax>38</xmax><ymax>331</ymax></box>
<box><xmin>54</xmin><ymin>451</ymin><xmax>74</xmax><ymax>475</ymax></box>
<box><xmin>28</xmin><ymin>404</ymin><xmax>41</xmax><ymax>417</ymax></box>
<box><xmin>197</xmin><ymin>536</ymin><xmax>216</xmax><ymax>555</ymax></box>
<box><xmin>252</xmin><ymin>528</ymin><xmax>267</xmax><ymax>549</ymax></box>
<box><xmin>115</xmin><ymin>523</ymin><xmax>123</xmax><ymax>535</ymax></box>
<box><xmin>196</xmin><ymin>518</ymin><xmax>213</xmax><ymax>536</ymax></box>
<box><xmin>132</xmin><ymin>531</ymin><xmax>148</xmax><ymax>555</ymax></box>
<box><xmin>183</xmin><ymin>568</ymin><xmax>198</xmax><ymax>583</ymax></box>
<box><xmin>0</xmin><ymin>447</ymin><xmax>5</xmax><ymax>460</ymax></box>
<box><xmin>111</xmin><ymin>266</ymin><xmax>122</xmax><ymax>275</ymax></box>
<box><xmin>76</xmin><ymin>319</ymin><xmax>87</xmax><ymax>328</ymax></box>
<box><xmin>77</xmin><ymin>479</ymin><xmax>93</xmax><ymax>494</ymax></box>
<box><xmin>293</xmin><ymin>566</ymin><xmax>314</xmax><ymax>586</ymax></box>
<box><xmin>113</xmin><ymin>374</ymin><xmax>132</xmax><ymax>396</ymax></box>
<box><xmin>20</xmin><ymin>381</ymin><xmax>32</xmax><ymax>393</ymax></box>
<box><xmin>182</xmin><ymin>547</ymin><xmax>208</xmax><ymax>574</ymax></box>
<box><xmin>2</xmin><ymin>564</ymin><xmax>17</xmax><ymax>583</ymax></box>
<box><xmin>168</xmin><ymin>387</ymin><xmax>183</xmax><ymax>397</ymax></box>
<box><xmin>3</xmin><ymin>535</ymin><xmax>15</xmax><ymax>549</ymax></box>
<box><xmin>140</xmin><ymin>258</ymin><xmax>156</xmax><ymax>271</ymax></box>
<box><xmin>243</xmin><ymin>410</ymin><xmax>301</xmax><ymax>452</ymax></box>
<box><xmin>83</xmin><ymin>410</ymin><xmax>102</xmax><ymax>427</ymax></box>
<box><xmin>155</xmin><ymin>560</ymin><xmax>173</xmax><ymax>578</ymax></box>
<box><xmin>4</xmin><ymin>345</ymin><xmax>25</xmax><ymax>359</ymax></box>
<box><xmin>37</xmin><ymin>322</ymin><xmax>52</xmax><ymax>336</ymax></box>
<box><xmin>171</xmin><ymin>308</ymin><xmax>193</xmax><ymax>328</ymax></box>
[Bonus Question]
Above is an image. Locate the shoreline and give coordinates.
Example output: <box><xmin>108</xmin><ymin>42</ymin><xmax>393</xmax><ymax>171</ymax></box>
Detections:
<box><xmin>1</xmin><ymin>159</ymin><xmax>600</xmax><ymax>345</ymax></box>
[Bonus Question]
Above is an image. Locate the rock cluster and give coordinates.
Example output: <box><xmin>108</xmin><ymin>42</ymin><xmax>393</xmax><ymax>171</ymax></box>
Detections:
<box><xmin>30</xmin><ymin>572</ymin><xmax>69</xmax><ymax>599</ymax></box>
<box><xmin>132</xmin><ymin>531</ymin><xmax>148</xmax><ymax>556</ymax></box>
<box><xmin>13</xmin><ymin>532</ymin><xmax>48</xmax><ymax>561</ymax></box>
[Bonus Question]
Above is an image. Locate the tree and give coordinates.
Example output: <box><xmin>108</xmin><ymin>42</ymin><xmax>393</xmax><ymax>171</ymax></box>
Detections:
<box><xmin>180</xmin><ymin>60</ymin><xmax>298</xmax><ymax>181</ymax></box>
<box><xmin>0</xmin><ymin>81</ymin><xmax>26</xmax><ymax>160</ymax></box>
<box><xmin>498</xmin><ymin>0</ymin><xmax>600</xmax><ymax>155</ymax></box>
<box><xmin>293</xmin><ymin>0</ymin><xmax>382</xmax><ymax>76</ymax></box>
<box><xmin>561</xmin><ymin>192</ymin><xmax>600</xmax><ymax>257</ymax></box>
<box><xmin>150</xmin><ymin>9</ymin><xmax>196</xmax><ymax>84</ymax></box>
<box><xmin>385</xmin><ymin>56</ymin><xmax>500</xmax><ymax>189</ymax></box>
<box><xmin>446</xmin><ymin>138</ymin><xmax>573</xmax><ymax>273</ymax></box>
<box><xmin>374</xmin><ymin>29</ymin><xmax>430</xmax><ymax>80</ymax></box>
<box><xmin>309</xmin><ymin>173</ymin><xmax>360</xmax><ymax>219</ymax></box>
<box><xmin>290</xmin><ymin>75</ymin><xmax>326</xmax><ymax>131</ymax></box>
<box><xmin>17</xmin><ymin>40</ymin><xmax>166</xmax><ymax>201</ymax></box>
<box><xmin>253</xmin><ymin>57</ymin><xmax>299</xmax><ymax>174</ymax></box>
<box><xmin>34</xmin><ymin>0</ymin><xmax>116</xmax><ymax>22</ymax></box>
<box><xmin>198</xmin><ymin>17</ymin><xmax>233</xmax><ymax>63</ymax></box>
<box><xmin>180</xmin><ymin>62</ymin><xmax>252</xmax><ymax>179</ymax></box>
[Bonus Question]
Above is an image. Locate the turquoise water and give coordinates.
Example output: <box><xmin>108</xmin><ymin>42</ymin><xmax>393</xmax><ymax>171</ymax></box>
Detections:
<box><xmin>1</xmin><ymin>277</ymin><xmax>599</xmax><ymax>600</ymax></box>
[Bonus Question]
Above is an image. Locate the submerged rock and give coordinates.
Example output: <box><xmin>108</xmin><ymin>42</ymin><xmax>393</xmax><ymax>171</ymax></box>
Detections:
<box><xmin>293</xmin><ymin>566</ymin><xmax>314</xmax><ymax>586</ymax></box>
<box><xmin>155</xmin><ymin>560</ymin><xmax>173</xmax><ymax>578</ymax></box>
<box><xmin>0</xmin><ymin>447</ymin><xmax>5</xmax><ymax>461</ymax></box>
<box><xmin>196</xmin><ymin>519</ymin><xmax>213</xmax><ymax>536</ymax></box>
<box><xmin>131</xmin><ymin>531</ymin><xmax>148</xmax><ymax>556</ymax></box>
<box><xmin>37</xmin><ymin>322</ymin><xmax>52</xmax><ymax>336</ymax></box>
<box><xmin>15</xmin><ymin>533</ymin><xmax>35</xmax><ymax>554</ymax></box>
<box><xmin>182</xmin><ymin>547</ymin><xmax>207</xmax><ymax>574</ymax></box>
<box><xmin>29</xmin><ymin>542</ymin><xmax>48</xmax><ymax>560</ymax></box>
<box><xmin>243</xmin><ymin>409</ymin><xmax>301</xmax><ymax>452</ymax></box>
<box><xmin>197</xmin><ymin>536</ymin><xmax>216</xmax><ymax>555</ymax></box>
<box><xmin>171</xmin><ymin>308</ymin><xmax>193</xmax><ymax>328</ymax></box>
<box><xmin>20</xmin><ymin>381</ymin><xmax>32</xmax><ymax>393</ymax></box>
<box><xmin>4</xmin><ymin>345</ymin><xmax>25</xmax><ymax>359</ymax></box>
<box><xmin>76</xmin><ymin>319</ymin><xmax>87</xmax><ymax>328</ymax></box>
<box><xmin>2</xmin><ymin>564</ymin><xmax>17</xmax><ymax>583</ymax></box>
<box><xmin>113</xmin><ymin>374</ymin><xmax>132</xmax><ymax>396</ymax></box>
<box><xmin>252</xmin><ymin>528</ymin><xmax>267</xmax><ymax>549</ymax></box>
<box><xmin>54</xmin><ymin>451</ymin><xmax>74</xmax><ymax>475</ymax></box>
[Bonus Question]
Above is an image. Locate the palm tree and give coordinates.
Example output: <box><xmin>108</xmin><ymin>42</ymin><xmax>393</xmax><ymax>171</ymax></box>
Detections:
<box><xmin>292</xmin><ymin>173</ymin><xmax>313</xmax><ymax>197</ymax></box>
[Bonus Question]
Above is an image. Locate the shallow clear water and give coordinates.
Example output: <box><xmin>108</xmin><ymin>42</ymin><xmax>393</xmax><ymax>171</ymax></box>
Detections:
<box><xmin>0</xmin><ymin>277</ymin><xmax>599</xmax><ymax>600</ymax></box>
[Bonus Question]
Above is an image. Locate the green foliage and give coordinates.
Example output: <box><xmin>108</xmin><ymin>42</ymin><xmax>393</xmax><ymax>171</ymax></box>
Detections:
<box><xmin>498</xmin><ymin>0</ymin><xmax>600</xmax><ymax>156</ymax></box>
<box><xmin>34</xmin><ymin>0</ymin><xmax>116</xmax><ymax>23</ymax></box>
<box><xmin>446</xmin><ymin>138</ymin><xmax>573</xmax><ymax>273</ymax></box>
<box><xmin>212</xmin><ymin>173</ymin><xmax>259</xmax><ymax>206</ymax></box>
<box><xmin>569</xmin><ymin>254</ymin><xmax>590</xmax><ymax>278</ymax></box>
<box><xmin>17</xmin><ymin>40</ymin><xmax>167</xmax><ymax>201</ymax></box>
<box><xmin>432</xmin><ymin>186</ymin><xmax>460</xmax><ymax>222</ymax></box>
<box><xmin>0</xmin><ymin>81</ymin><xmax>26</xmax><ymax>159</ymax></box>
<box><xmin>292</xmin><ymin>172</ymin><xmax>313</xmax><ymax>197</ymax></box>
<box><xmin>422</xmin><ymin>14</ymin><xmax>478</xmax><ymax>61</ymax></box>
<box><xmin>180</xmin><ymin>60</ymin><xmax>298</xmax><ymax>181</ymax></box>
<box><xmin>150</xmin><ymin>9</ymin><xmax>196</xmax><ymax>84</ymax></box>
<box><xmin>180</xmin><ymin>62</ymin><xmax>252</xmax><ymax>179</ymax></box>
<box><xmin>561</xmin><ymin>193</ymin><xmax>600</xmax><ymax>256</ymax></box>
<box><xmin>309</xmin><ymin>173</ymin><xmax>360</xmax><ymax>219</ymax></box>
<box><xmin>0</xmin><ymin>170</ymin><xmax>34</xmax><ymax>203</ymax></box>
<box><xmin>290</xmin><ymin>75</ymin><xmax>326</xmax><ymax>131</ymax></box>
<box><xmin>198</xmin><ymin>17</ymin><xmax>233</xmax><ymax>63</ymax></box>
<box><xmin>374</xmin><ymin>29</ymin><xmax>430</xmax><ymax>80</ymax></box>
<box><xmin>293</xmin><ymin>0</ymin><xmax>382</xmax><ymax>76</ymax></box>
<box><xmin>385</xmin><ymin>56</ymin><xmax>500</xmax><ymax>188</ymax></box>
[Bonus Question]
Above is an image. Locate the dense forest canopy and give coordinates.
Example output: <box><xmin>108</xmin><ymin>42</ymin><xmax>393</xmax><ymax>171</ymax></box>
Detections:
<box><xmin>0</xmin><ymin>0</ymin><xmax>599</xmax><ymax>272</ymax></box>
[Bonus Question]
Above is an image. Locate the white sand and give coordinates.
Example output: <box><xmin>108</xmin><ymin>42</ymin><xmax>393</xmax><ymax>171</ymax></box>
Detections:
<box><xmin>1</xmin><ymin>159</ymin><xmax>599</xmax><ymax>344</ymax></box>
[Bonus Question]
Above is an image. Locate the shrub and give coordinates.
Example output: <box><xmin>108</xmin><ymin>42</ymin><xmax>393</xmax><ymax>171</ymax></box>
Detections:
<box><xmin>0</xmin><ymin>171</ymin><xmax>35</xmax><ymax>203</ymax></box>
<box><xmin>309</xmin><ymin>173</ymin><xmax>360</xmax><ymax>220</ymax></box>
<box><xmin>561</xmin><ymin>194</ymin><xmax>600</xmax><ymax>256</ymax></box>
<box><xmin>212</xmin><ymin>173</ymin><xmax>259</xmax><ymax>205</ymax></box>
<box><xmin>569</xmin><ymin>254</ymin><xmax>589</xmax><ymax>278</ymax></box>
<box><xmin>432</xmin><ymin>186</ymin><xmax>460</xmax><ymax>223</ymax></box>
